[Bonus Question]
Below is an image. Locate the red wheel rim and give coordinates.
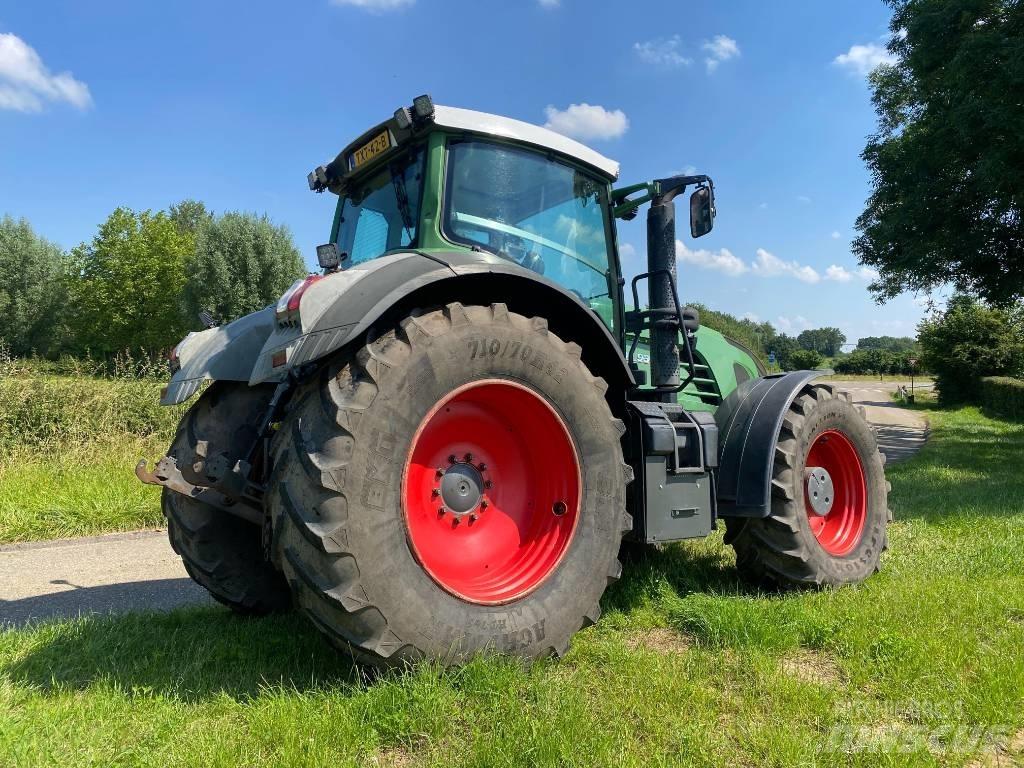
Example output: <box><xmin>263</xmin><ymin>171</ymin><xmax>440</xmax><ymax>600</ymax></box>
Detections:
<box><xmin>804</xmin><ymin>429</ymin><xmax>867</xmax><ymax>556</ymax></box>
<box><xmin>402</xmin><ymin>379</ymin><xmax>581</xmax><ymax>604</ymax></box>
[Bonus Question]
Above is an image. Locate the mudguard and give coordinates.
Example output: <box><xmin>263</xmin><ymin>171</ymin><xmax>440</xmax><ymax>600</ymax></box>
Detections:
<box><xmin>162</xmin><ymin>250</ymin><xmax>632</xmax><ymax>405</ymax></box>
<box><xmin>714</xmin><ymin>370</ymin><xmax>826</xmax><ymax>518</ymax></box>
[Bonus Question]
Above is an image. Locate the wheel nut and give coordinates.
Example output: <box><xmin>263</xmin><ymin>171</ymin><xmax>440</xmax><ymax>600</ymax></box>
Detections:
<box><xmin>437</xmin><ymin>506</ymin><xmax>445</xmax><ymax>516</ymax></box>
<box><xmin>484</xmin><ymin>480</ymin><xmax>493</xmax><ymax>489</ymax></box>
<box><xmin>469</xmin><ymin>513</ymin><xmax>478</xmax><ymax>522</ymax></box>
<box><xmin>478</xmin><ymin>462</ymin><xmax>487</xmax><ymax>471</ymax></box>
<box><xmin>480</xmin><ymin>500</ymin><xmax>488</xmax><ymax>510</ymax></box>
<box><xmin>464</xmin><ymin>452</ymin><xmax>473</xmax><ymax>462</ymax></box>
<box><xmin>431</xmin><ymin>488</ymin><xmax>440</xmax><ymax>497</ymax></box>
<box><xmin>435</xmin><ymin>468</ymin><xmax>445</xmax><ymax>478</ymax></box>
<box><xmin>448</xmin><ymin>454</ymin><xmax>457</xmax><ymax>464</ymax></box>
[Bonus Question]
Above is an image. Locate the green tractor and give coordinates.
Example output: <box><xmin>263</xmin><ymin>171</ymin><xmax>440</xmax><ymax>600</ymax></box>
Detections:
<box><xmin>139</xmin><ymin>95</ymin><xmax>889</xmax><ymax>665</ymax></box>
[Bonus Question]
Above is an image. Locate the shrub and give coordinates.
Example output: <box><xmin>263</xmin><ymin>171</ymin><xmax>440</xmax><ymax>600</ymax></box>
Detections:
<box><xmin>918</xmin><ymin>295</ymin><xmax>1024</xmax><ymax>404</ymax></box>
<box><xmin>0</xmin><ymin>372</ymin><xmax>184</xmax><ymax>453</ymax></box>
<box><xmin>789</xmin><ymin>349</ymin><xmax>823</xmax><ymax>370</ymax></box>
<box><xmin>980</xmin><ymin>376</ymin><xmax>1024</xmax><ymax>421</ymax></box>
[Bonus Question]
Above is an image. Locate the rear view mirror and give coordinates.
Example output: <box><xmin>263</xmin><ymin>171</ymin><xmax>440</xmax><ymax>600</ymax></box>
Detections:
<box><xmin>689</xmin><ymin>186</ymin><xmax>715</xmax><ymax>238</ymax></box>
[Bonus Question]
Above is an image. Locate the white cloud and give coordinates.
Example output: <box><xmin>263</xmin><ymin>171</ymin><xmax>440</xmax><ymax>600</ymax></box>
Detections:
<box><xmin>752</xmin><ymin>248</ymin><xmax>821</xmax><ymax>283</ymax></box>
<box><xmin>776</xmin><ymin>315</ymin><xmax>812</xmax><ymax>333</ymax></box>
<box><xmin>537</xmin><ymin>0</ymin><xmax>560</xmax><ymax>7</ymax></box>
<box><xmin>797</xmin><ymin>195</ymin><xmax>812</xmax><ymax>204</ymax></box>
<box><xmin>858</xmin><ymin>266</ymin><xmax>880</xmax><ymax>281</ymax></box>
<box><xmin>634</xmin><ymin>35</ymin><xmax>692</xmax><ymax>68</ymax></box>
<box><xmin>831</xmin><ymin>231</ymin><xmax>841</xmax><ymax>239</ymax></box>
<box><xmin>702</xmin><ymin>34</ymin><xmax>740</xmax><ymax>73</ymax></box>
<box><xmin>543</xmin><ymin>103</ymin><xmax>628</xmax><ymax>141</ymax></box>
<box><xmin>742</xmin><ymin>312</ymin><xmax>760</xmax><ymax>323</ymax></box>
<box><xmin>758</xmin><ymin>202</ymin><xmax>769</xmax><ymax>210</ymax></box>
<box><xmin>329</xmin><ymin>0</ymin><xmax>414</xmax><ymax>10</ymax></box>
<box><xmin>676</xmin><ymin>240</ymin><xmax>748</xmax><ymax>277</ymax></box>
<box><xmin>834</xmin><ymin>42</ymin><xmax>896</xmax><ymax>77</ymax></box>
<box><xmin>825</xmin><ymin>265</ymin><xmax>853</xmax><ymax>282</ymax></box>
<box><xmin>0</xmin><ymin>33</ymin><xmax>92</xmax><ymax>112</ymax></box>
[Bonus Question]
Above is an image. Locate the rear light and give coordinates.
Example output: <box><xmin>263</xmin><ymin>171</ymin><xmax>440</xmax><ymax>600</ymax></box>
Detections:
<box><xmin>271</xmin><ymin>349</ymin><xmax>288</xmax><ymax>368</ymax></box>
<box><xmin>276</xmin><ymin>274</ymin><xmax>323</xmax><ymax>326</ymax></box>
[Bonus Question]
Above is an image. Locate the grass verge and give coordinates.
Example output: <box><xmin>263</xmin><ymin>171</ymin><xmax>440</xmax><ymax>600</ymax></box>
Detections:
<box><xmin>1</xmin><ymin>404</ymin><xmax>1022</xmax><ymax>766</ymax></box>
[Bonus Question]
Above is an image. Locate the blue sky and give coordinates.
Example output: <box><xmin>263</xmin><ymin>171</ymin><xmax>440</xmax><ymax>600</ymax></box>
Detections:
<box><xmin>0</xmin><ymin>0</ymin><xmax>926</xmax><ymax>345</ymax></box>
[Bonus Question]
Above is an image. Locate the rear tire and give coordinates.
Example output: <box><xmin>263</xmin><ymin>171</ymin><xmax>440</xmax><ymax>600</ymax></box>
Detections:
<box><xmin>163</xmin><ymin>382</ymin><xmax>292</xmax><ymax>614</ymax></box>
<box><xmin>724</xmin><ymin>383</ymin><xmax>889</xmax><ymax>587</ymax></box>
<box><xmin>267</xmin><ymin>303</ymin><xmax>632</xmax><ymax>666</ymax></box>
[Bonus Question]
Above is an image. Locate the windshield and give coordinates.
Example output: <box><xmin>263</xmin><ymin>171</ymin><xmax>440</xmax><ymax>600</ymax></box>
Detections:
<box><xmin>442</xmin><ymin>139</ymin><xmax>614</xmax><ymax>316</ymax></box>
<box><xmin>334</xmin><ymin>146</ymin><xmax>426</xmax><ymax>265</ymax></box>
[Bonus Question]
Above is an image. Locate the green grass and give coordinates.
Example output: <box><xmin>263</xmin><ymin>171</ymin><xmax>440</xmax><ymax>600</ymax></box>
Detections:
<box><xmin>0</xmin><ymin>373</ymin><xmax>182</xmax><ymax>543</ymax></box>
<box><xmin>0</xmin><ymin>439</ymin><xmax>165</xmax><ymax>542</ymax></box>
<box><xmin>2</xmin><ymin>404</ymin><xmax>1022</xmax><ymax>766</ymax></box>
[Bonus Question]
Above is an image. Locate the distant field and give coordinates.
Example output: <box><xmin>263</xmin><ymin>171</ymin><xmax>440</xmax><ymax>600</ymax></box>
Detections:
<box><xmin>1</xmin><ymin>395</ymin><xmax>1022</xmax><ymax>766</ymax></box>
<box><xmin>818</xmin><ymin>373</ymin><xmax>934</xmax><ymax>384</ymax></box>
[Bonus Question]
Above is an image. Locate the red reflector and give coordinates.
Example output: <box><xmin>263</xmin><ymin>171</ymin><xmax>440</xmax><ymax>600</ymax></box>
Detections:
<box><xmin>272</xmin><ymin>350</ymin><xmax>288</xmax><ymax>368</ymax></box>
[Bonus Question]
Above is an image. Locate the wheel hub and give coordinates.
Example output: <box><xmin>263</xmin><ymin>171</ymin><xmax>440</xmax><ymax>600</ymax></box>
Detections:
<box><xmin>439</xmin><ymin>461</ymin><xmax>485</xmax><ymax>516</ymax></box>
<box><xmin>804</xmin><ymin>466</ymin><xmax>835</xmax><ymax>516</ymax></box>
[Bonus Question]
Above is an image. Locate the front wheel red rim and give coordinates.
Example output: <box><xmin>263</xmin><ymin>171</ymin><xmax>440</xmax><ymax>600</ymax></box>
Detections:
<box><xmin>804</xmin><ymin>429</ymin><xmax>867</xmax><ymax>556</ymax></box>
<box><xmin>402</xmin><ymin>379</ymin><xmax>581</xmax><ymax>605</ymax></box>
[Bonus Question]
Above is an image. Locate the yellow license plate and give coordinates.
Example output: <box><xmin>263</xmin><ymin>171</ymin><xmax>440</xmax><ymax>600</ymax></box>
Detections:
<box><xmin>349</xmin><ymin>130</ymin><xmax>392</xmax><ymax>170</ymax></box>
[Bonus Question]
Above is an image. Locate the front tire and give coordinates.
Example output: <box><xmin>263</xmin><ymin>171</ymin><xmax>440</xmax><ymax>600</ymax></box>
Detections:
<box><xmin>163</xmin><ymin>382</ymin><xmax>292</xmax><ymax>614</ymax></box>
<box><xmin>724</xmin><ymin>383</ymin><xmax>889</xmax><ymax>587</ymax></box>
<box><xmin>267</xmin><ymin>303</ymin><xmax>632</xmax><ymax>666</ymax></box>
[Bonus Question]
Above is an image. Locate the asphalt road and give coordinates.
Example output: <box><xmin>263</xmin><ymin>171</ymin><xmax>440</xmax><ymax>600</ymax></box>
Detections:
<box><xmin>0</xmin><ymin>381</ymin><xmax>928</xmax><ymax>629</ymax></box>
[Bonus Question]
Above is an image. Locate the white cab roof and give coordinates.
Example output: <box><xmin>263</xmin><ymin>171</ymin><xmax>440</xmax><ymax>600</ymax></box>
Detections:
<box><xmin>433</xmin><ymin>105</ymin><xmax>620</xmax><ymax>180</ymax></box>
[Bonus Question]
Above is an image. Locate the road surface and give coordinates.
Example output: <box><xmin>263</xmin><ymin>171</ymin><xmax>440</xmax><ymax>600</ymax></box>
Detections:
<box><xmin>0</xmin><ymin>381</ymin><xmax>927</xmax><ymax>628</ymax></box>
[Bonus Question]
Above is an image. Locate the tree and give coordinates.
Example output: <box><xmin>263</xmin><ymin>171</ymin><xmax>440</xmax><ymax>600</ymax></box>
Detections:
<box><xmin>854</xmin><ymin>0</ymin><xmax>1024</xmax><ymax>305</ymax></box>
<box><xmin>169</xmin><ymin>199</ymin><xmax>212</xmax><ymax>237</ymax></box>
<box><xmin>0</xmin><ymin>216</ymin><xmax>67</xmax><ymax>356</ymax></box>
<box><xmin>68</xmin><ymin>208</ymin><xmax>193</xmax><ymax>356</ymax></box>
<box><xmin>797</xmin><ymin>327</ymin><xmax>846</xmax><ymax>357</ymax></box>
<box><xmin>856</xmin><ymin>335</ymin><xmax>918</xmax><ymax>353</ymax></box>
<box><xmin>183</xmin><ymin>212</ymin><xmax>306</xmax><ymax>326</ymax></box>
<box><xmin>917</xmin><ymin>295</ymin><xmax>1024</xmax><ymax>403</ymax></box>
<box><xmin>789</xmin><ymin>349</ymin><xmax>824</xmax><ymax>370</ymax></box>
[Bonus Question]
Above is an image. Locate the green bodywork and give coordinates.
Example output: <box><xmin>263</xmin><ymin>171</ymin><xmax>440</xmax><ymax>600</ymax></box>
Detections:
<box><xmin>324</xmin><ymin>123</ymin><xmax>762</xmax><ymax>412</ymax></box>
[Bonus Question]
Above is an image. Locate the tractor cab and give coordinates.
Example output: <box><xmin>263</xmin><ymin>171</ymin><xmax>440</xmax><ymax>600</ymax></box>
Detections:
<box><xmin>309</xmin><ymin>96</ymin><xmax>623</xmax><ymax>331</ymax></box>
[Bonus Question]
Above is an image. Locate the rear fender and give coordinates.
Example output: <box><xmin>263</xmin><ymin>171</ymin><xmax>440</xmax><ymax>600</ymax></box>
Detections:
<box><xmin>714</xmin><ymin>370</ymin><xmax>827</xmax><ymax>517</ymax></box>
<box><xmin>164</xmin><ymin>250</ymin><xmax>633</xmax><ymax>405</ymax></box>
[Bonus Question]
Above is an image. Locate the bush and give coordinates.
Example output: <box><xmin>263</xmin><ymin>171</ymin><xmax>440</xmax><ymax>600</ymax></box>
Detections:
<box><xmin>0</xmin><ymin>372</ymin><xmax>184</xmax><ymax>453</ymax></box>
<box><xmin>918</xmin><ymin>295</ymin><xmax>1024</xmax><ymax>404</ymax></box>
<box><xmin>980</xmin><ymin>376</ymin><xmax>1024</xmax><ymax>421</ymax></box>
<box><xmin>789</xmin><ymin>349</ymin><xmax>823</xmax><ymax>370</ymax></box>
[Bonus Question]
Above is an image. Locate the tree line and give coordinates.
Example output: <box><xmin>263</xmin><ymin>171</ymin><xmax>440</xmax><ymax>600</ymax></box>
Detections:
<box><xmin>0</xmin><ymin>203</ymin><xmax>307</xmax><ymax>361</ymax></box>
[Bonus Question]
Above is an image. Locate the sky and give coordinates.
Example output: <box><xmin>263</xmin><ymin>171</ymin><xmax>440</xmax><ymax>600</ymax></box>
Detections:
<box><xmin>0</xmin><ymin>0</ymin><xmax>928</xmax><ymax>346</ymax></box>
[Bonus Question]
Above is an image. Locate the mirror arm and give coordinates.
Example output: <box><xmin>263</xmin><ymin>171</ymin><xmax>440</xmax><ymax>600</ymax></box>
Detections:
<box><xmin>612</xmin><ymin>175</ymin><xmax>715</xmax><ymax>219</ymax></box>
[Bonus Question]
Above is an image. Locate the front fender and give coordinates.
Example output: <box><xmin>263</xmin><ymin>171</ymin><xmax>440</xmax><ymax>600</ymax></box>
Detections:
<box><xmin>714</xmin><ymin>370</ymin><xmax>827</xmax><ymax>517</ymax></box>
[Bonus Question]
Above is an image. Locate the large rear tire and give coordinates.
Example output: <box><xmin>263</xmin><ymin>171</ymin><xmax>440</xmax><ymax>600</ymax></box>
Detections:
<box><xmin>724</xmin><ymin>383</ymin><xmax>889</xmax><ymax>587</ymax></box>
<box><xmin>267</xmin><ymin>303</ymin><xmax>632</xmax><ymax>666</ymax></box>
<box><xmin>163</xmin><ymin>382</ymin><xmax>292</xmax><ymax>614</ymax></box>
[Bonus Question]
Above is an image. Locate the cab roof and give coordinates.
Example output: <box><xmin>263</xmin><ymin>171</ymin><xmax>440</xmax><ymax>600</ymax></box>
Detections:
<box><xmin>431</xmin><ymin>105</ymin><xmax>620</xmax><ymax>180</ymax></box>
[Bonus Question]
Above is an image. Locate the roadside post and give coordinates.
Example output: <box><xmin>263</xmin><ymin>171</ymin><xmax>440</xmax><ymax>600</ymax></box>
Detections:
<box><xmin>908</xmin><ymin>357</ymin><xmax>918</xmax><ymax>404</ymax></box>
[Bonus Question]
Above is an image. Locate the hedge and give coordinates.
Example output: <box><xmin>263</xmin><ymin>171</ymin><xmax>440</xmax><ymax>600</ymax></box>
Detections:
<box><xmin>980</xmin><ymin>376</ymin><xmax>1024</xmax><ymax>420</ymax></box>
